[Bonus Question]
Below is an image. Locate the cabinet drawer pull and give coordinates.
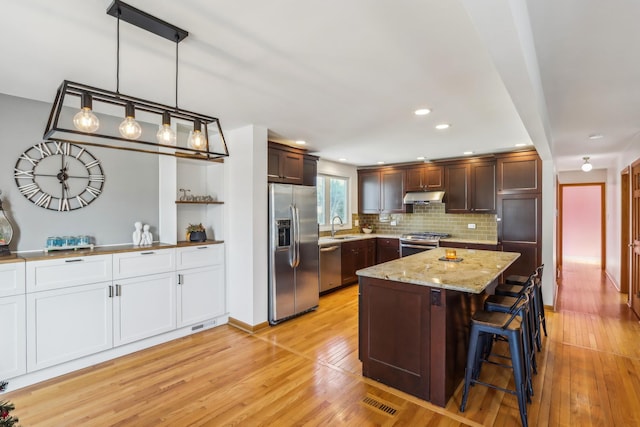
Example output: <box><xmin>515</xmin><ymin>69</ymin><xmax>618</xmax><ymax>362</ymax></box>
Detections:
<box><xmin>197</xmin><ymin>246</ymin><xmax>209</xmax><ymax>250</ymax></box>
<box><xmin>65</xmin><ymin>259</ymin><xmax>83</xmax><ymax>263</ymax></box>
<box><xmin>116</xmin><ymin>284</ymin><xmax>121</xmax><ymax>296</ymax></box>
<box><xmin>108</xmin><ymin>285</ymin><xmax>113</xmax><ymax>298</ymax></box>
<box><xmin>177</xmin><ymin>274</ymin><xmax>183</xmax><ymax>285</ymax></box>
<box><xmin>140</xmin><ymin>251</ymin><xmax>155</xmax><ymax>255</ymax></box>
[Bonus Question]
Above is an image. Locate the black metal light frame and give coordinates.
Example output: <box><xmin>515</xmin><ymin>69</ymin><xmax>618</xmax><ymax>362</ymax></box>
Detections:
<box><xmin>43</xmin><ymin>0</ymin><xmax>229</xmax><ymax>162</ymax></box>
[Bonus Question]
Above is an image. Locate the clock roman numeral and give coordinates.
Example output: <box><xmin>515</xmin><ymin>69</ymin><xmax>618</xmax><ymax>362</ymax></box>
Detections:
<box><xmin>76</xmin><ymin>195</ymin><xmax>88</xmax><ymax>208</ymax></box>
<box><xmin>19</xmin><ymin>153</ymin><xmax>39</xmax><ymax>166</ymax></box>
<box><xmin>35</xmin><ymin>193</ymin><xmax>52</xmax><ymax>208</ymax></box>
<box><xmin>14</xmin><ymin>168</ymin><xmax>34</xmax><ymax>178</ymax></box>
<box><xmin>86</xmin><ymin>186</ymin><xmax>102</xmax><ymax>197</ymax></box>
<box><xmin>58</xmin><ymin>197</ymin><xmax>70</xmax><ymax>212</ymax></box>
<box><xmin>34</xmin><ymin>143</ymin><xmax>52</xmax><ymax>158</ymax></box>
<box><xmin>84</xmin><ymin>159</ymin><xmax>101</xmax><ymax>169</ymax></box>
<box><xmin>19</xmin><ymin>183</ymin><xmax>40</xmax><ymax>199</ymax></box>
<box><xmin>89</xmin><ymin>174</ymin><xmax>105</xmax><ymax>182</ymax></box>
<box><xmin>54</xmin><ymin>142</ymin><xmax>71</xmax><ymax>155</ymax></box>
<box><xmin>74</xmin><ymin>147</ymin><xmax>86</xmax><ymax>159</ymax></box>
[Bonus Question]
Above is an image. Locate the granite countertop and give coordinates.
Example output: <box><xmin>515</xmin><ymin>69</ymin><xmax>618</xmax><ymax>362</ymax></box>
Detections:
<box><xmin>439</xmin><ymin>237</ymin><xmax>499</xmax><ymax>246</ymax></box>
<box><xmin>356</xmin><ymin>247</ymin><xmax>520</xmax><ymax>294</ymax></box>
<box><xmin>318</xmin><ymin>233</ymin><xmax>401</xmax><ymax>246</ymax></box>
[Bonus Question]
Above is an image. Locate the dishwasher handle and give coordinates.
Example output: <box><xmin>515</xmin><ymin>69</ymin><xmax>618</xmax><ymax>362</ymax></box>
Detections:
<box><xmin>320</xmin><ymin>245</ymin><xmax>340</xmax><ymax>252</ymax></box>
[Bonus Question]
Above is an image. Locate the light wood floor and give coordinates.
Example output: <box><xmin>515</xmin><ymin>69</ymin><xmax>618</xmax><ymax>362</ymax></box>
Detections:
<box><xmin>5</xmin><ymin>262</ymin><xmax>640</xmax><ymax>426</ymax></box>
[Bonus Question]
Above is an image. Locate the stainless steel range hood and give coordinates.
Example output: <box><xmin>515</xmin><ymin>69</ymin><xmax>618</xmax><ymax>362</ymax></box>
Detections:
<box><xmin>403</xmin><ymin>190</ymin><xmax>445</xmax><ymax>205</ymax></box>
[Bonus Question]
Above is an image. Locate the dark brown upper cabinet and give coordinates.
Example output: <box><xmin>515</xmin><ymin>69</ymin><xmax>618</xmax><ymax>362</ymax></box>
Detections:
<box><xmin>358</xmin><ymin>168</ymin><xmax>406</xmax><ymax>214</ymax></box>
<box><xmin>496</xmin><ymin>150</ymin><xmax>542</xmax><ymax>194</ymax></box>
<box><xmin>267</xmin><ymin>142</ymin><xmax>317</xmax><ymax>185</ymax></box>
<box><xmin>404</xmin><ymin>165</ymin><xmax>444</xmax><ymax>192</ymax></box>
<box><xmin>444</xmin><ymin>159</ymin><xmax>496</xmax><ymax>213</ymax></box>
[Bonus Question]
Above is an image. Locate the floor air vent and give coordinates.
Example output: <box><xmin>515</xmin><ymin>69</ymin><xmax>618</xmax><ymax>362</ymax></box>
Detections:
<box><xmin>361</xmin><ymin>396</ymin><xmax>398</xmax><ymax>416</ymax></box>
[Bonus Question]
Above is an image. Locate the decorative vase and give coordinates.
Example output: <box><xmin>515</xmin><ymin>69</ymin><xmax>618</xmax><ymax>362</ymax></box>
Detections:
<box><xmin>189</xmin><ymin>231</ymin><xmax>207</xmax><ymax>242</ymax></box>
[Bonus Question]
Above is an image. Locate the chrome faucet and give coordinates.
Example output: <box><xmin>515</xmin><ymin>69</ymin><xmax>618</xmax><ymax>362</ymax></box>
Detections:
<box><xmin>331</xmin><ymin>215</ymin><xmax>344</xmax><ymax>238</ymax></box>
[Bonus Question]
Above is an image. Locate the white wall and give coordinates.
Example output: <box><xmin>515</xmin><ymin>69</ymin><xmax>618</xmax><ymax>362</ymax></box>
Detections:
<box><xmin>225</xmin><ymin>125</ymin><xmax>268</xmax><ymax>326</ymax></box>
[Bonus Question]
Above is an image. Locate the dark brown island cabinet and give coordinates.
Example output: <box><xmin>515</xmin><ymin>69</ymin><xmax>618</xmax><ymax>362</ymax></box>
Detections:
<box><xmin>359</xmin><ymin>276</ymin><xmax>485</xmax><ymax>407</ymax></box>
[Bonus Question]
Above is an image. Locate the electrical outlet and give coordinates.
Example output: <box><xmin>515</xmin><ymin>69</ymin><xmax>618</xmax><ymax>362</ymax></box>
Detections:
<box><xmin>390</xmin><ymin>220</ymin><xmax>397</xmax><ymax>226</ymax></box>
<box><xmin>354</xmin><ymin>219</ymin><xmax>359</xmax><ymax>227</ymax></box>
<box><xmin>467</xmin><ymin>223</ymin><xmax>476</xmax><ymax>229</ymax></box>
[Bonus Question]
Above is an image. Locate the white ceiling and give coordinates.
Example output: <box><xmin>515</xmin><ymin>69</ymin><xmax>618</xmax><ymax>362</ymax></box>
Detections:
<box><xmin>1</xmin><ymin>0</ymin><xmax>637</xmax><ymax>171</ymax></box>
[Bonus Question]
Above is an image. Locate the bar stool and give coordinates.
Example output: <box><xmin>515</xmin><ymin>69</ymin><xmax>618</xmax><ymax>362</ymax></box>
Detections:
<box><xmin>460</xmin><ymin>295</ymin><xmax>530</xmax><ymax>427</ymax></box>
<box><xmin>498</xmin><ymin>265</ymin><xmax>547</xmax><ymax>349</ymax></box>
<box><xmin>507</xmin><ymin>265</ymin><xmax>547</xmax><ymax>339</ymax></box>
<box><xmin>484</xmin><ymin>278</ymin><xmax>537</xmax><ymax>398</ymax></box>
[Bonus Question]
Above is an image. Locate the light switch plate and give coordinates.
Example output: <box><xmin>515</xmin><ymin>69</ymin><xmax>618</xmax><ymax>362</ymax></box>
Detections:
<box><xmin>467</xmin><ymin>223</ymin><xmax>476</xmax><ymax>229</ymax></box>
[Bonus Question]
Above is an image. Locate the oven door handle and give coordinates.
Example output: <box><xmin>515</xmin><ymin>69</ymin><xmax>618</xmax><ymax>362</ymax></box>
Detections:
<box><xmin>400</xmin><ymin>243</ymin><xmax>437</xmax><ymax>250</ymax></box>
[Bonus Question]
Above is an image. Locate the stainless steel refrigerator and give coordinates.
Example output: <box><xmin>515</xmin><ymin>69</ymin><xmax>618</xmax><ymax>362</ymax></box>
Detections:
<box><xmin>268</xmin><ymin>183</ymin><xmax>319</xmax><ymax>325</ymax></box>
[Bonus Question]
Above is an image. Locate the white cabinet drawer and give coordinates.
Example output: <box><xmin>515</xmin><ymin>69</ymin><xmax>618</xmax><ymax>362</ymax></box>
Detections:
<box><xmin>26</xmin><ymin>255</ymin><xmax>113</xmax><ymax>293</ymax></box>
<box><xmin>113</xmin><ymin>248</ymin><xmax>176</xmax><ymax>279</ymax></box>
<box><xmin>0</xmin><ymin>260</ymin><xmax>26</xmax><ymax>297</ymax></box>
<box><xmin>176</xmin><ymin>244</ymin><xmax>224</xmax><ymax>269</ymax></box>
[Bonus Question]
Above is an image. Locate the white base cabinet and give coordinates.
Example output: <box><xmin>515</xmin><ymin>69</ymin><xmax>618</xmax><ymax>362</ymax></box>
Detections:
<box><xmin>0</xmin><ymin>294</ymin><xmax>26</xmax><ymax>379</ymax></box>
<box><xmin>113</xmin><ymin>272</ymin><xmax>176</xmax><ymax>346</ymax></box>
<box><xmin>26</xmin><ymin>282</ymin><xmax>113</xmax><ymax>371</ymax></box>
<box><xmin>177</xmin><ymin>265</ymin><xmax>225</xmax><ymax>327</ymax></box>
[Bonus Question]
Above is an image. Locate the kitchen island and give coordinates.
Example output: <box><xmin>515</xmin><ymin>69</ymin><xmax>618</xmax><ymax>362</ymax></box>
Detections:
<box><xmin>356</xmin><ymin>247</ymin><xmax>519</xmax><ymax>407</ymax></box>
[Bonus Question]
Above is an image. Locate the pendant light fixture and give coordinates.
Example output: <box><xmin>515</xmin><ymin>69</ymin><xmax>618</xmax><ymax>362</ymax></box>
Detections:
<box><xmin>43</xmin><ymin>0</ymin><xmax>229</xmax><ymax>161</ymax></box>
<box><xmin>0</xmin><ymin>190</ymin><xmax>15</xmax><ymax>257</ymax></box>
<box><xmin>581</xmin><ymin>156</ymin><xmax>593</xmax><ymax>172</ymax></box>
<box><xmin>72</xmin><ymin>92</ymin><xmax>100</xmax><ymax>133</ymax></box>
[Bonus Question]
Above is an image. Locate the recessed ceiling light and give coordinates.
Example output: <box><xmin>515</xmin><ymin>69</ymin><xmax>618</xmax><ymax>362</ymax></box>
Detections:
<box><xmin>377</xmin><ymin>161</ymin><xmax>385</xmax><ymax>165</ymax></box>
<box><xmin>435</xmin><ymin>123</ymin><xmax>450</xmax><ymax>130</ymax></box>
<box><xmin>338</xmin><ymin>158</ymin><xmax>347</xmax><ymax>162</ymax></box>
<box><xmin>295</xmin><ymin>140</ymin><xmax>306</xmax><ymax>145</ymax></box>
<box><xmin>588</xmin><ymin>134</ymin><xmax>603</xmax><ymax>140</ymax></box>
<box><xmin>416</xmin><ymin>156</ymin><xmax>425</xmax><ymax>160</ymax></box>
<box><xmin>463</xmin><ymin>151</ymin><xmax>474</xmax><ymax>155</ymax></box>
<box><xmin>515</xmin><ymin>143</ymin><xmax>527</xmax><ymax>147</ymax></box>
<box><xmin>414</xmin><ymin>108</ymin><xmax>431</xmax><ymax>116</ymax></box>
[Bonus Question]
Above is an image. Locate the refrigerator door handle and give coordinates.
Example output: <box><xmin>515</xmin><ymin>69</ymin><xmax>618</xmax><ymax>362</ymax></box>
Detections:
<box><xmin>289</xmin><ymin>204</ymin><xmax>296</xmax><ymax>268</ymax></box>
<box><xmin>293</xmin><ymin>205</ymin><xmax>301</xmax><ymax>268</ymax></box>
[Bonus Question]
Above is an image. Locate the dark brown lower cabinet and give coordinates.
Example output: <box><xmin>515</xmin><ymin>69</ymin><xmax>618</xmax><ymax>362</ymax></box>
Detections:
<box><xmin>359</xmin><ymin>276</ymin><xmax>486</xmax><ymax>407</ymax></box>
<box><xmin>376</xmin><ymin>238</ymin><xmax>400</xmax><ymax>263</ymax></box>
<box><xmin>341</xmin><ymin>239</ymin><xmax>376</xmax><ymax>285</ymax></box>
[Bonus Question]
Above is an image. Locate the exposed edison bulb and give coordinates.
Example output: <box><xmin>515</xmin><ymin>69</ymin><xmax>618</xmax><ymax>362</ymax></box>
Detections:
<box><xmin>188</xmin><ymin>119</ymin><xmax>207</xmax><ymax>150</ymax></box>
<box><xmin>156</xmin><ymin>112</ymin><xmax>176</xmax><ymax>145</ymax></box>
<box><xmin>73</xmin><ymin>108</ymin><xmax>100</xmax><ymax>133</ymax></box>
<box><xmin>156</xmin><ymin>124</ymin><xmax>177</xmax><ymax>145</ymax></box>
<box><xmin>73</xmin><ymin>92</ymin><xmax>99</xmax><ymax>133</ymax></box>
<box><xmin>119</xmin><ymin>102</ymin><xmax>142</xmax><ymax>140</ymax></box>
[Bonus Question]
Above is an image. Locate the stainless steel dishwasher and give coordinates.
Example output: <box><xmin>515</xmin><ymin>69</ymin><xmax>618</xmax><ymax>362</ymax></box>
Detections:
<box><xmin>320</xmin><ymin>244</ymin><xmax>342</xmax><ymax>293</ymax></box>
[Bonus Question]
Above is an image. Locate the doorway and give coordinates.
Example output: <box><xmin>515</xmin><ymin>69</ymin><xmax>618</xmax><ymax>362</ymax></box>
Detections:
<box><xmin>558</xmin><ymin>184</ymin><xmax>606</xmax><ymax>268</ymax></box>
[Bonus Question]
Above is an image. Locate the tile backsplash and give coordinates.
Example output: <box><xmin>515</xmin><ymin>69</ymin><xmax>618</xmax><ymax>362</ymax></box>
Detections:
<box><xmin>355</xmin><ymin>203</ymin><xmax>497</xmax><ymax>241</ymax></box>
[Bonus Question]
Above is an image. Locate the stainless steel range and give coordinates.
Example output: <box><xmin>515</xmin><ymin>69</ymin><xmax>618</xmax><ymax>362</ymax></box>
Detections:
<box><xmin>400</xmin><ymin>231</ymin><xmax>450</xmax><ymax>257</ymax></box>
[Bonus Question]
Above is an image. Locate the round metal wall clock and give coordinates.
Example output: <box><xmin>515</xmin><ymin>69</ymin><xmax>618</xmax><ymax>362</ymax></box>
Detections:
<box><xmin>14</xmin><ymin>141</ymin><xmax>105</xmax><ymax>211</ymax></box>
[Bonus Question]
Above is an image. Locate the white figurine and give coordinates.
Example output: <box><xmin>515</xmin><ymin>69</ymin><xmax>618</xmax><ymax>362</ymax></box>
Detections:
<box><xmin>132</xmin><ymin>221</ymin><xmax>142</xmax><ymax>246</ymax></box>
<box><xmin>141</xmin><ymin>224</ymin><xmax>153</xmax><ymax>246</ymax></box>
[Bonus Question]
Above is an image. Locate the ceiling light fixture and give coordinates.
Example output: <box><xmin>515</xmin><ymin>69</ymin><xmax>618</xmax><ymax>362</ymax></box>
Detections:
<box><xmin>515</xmin><ymin>143</ymin><xmax>527</xmax><ymax>147</ymax></box>
<box><xmin>416</xmin><ymin>156</ymin><xmax>425</xmax><ymax>160</ymax></box>
<box><xmin>338</xmin><ymin>158</ymin><xmax>347</xmax><ymax>162</ymax></box>
<box><xmin>414</xmin><ymin>108</ymin><xmax>431</xmax><ymax>116</ymax></box>
<box><xmin>43</xmin><ymin>0</ymin><xmax>228</xmax><ymax>161</ymax></box>
<box><xmin>295</xmin><ymin>140</ymin><xmax>306</xmax><ymax>145</ymax></box>
<box><xmin>581</xmin><ymin>157</ymin><xmax>593</xmax><ymax>172</ymax></box>
<box><xmin>463</xmin><ymin>151</ymin><xmax>474</xmax><ymax>155</ymax></box>
<box><xmin>435</xmin><ymin>123</ymin><xmax>450</xmax><ymax>130</ymax></box>
<box><xmin>377</xmin><ymin>161</ymin><xmax>385</xmax><ymax>165</ymax></box>
<box><xmin>588</xmin><ymin>134</ymin><xmax>604</xmax><ymax>140</ymax></box>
